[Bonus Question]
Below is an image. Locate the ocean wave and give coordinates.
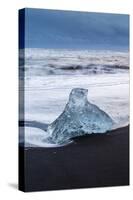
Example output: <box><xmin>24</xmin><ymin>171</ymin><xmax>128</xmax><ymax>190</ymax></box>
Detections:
<box><xmin>19</xmin><ymin>48</ymin><xmax>129</xmax><ymax>77</ymax></box>
<box><xmin>19</xmin><ymin>49</ymin><xmax>129</xmax><ymax>148</ymax></box>
<box><xmin>20</xmin><ymin>63</ymin><xmax>129</xmax><ymax>77</ymax></box>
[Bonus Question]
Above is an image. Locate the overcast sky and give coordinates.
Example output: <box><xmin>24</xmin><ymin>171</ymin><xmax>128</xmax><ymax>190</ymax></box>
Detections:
<box><xmin>21</xmin><ymin>8</ymin><xmax>129</xmax><ymax>50</ymax></box>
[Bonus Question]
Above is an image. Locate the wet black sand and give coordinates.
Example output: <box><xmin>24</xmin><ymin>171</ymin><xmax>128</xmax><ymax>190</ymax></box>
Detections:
<box><xmin>19</xmin><ymin>126</ymin><xmax>129</xmax><ymax>192</ymax></box>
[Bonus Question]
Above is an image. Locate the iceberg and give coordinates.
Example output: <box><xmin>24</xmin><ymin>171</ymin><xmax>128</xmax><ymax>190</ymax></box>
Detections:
<box><xmin>47</xmin><ymin>88</ymin><xmax>114</xmax><ymax>144</ymax></box>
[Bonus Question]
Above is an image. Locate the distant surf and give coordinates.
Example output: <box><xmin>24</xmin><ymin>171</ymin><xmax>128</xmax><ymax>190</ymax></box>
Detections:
<box><xmin>19</xmin><ymin>48</ymin><xmax>129</xmax><ymax>147</ymax></box>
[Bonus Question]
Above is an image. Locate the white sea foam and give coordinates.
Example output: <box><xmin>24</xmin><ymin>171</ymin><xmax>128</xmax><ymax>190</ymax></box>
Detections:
<box><xmin>19</xmin><ymin>48</ymin><xmax>129</xmax><ymax>147</ymax></box>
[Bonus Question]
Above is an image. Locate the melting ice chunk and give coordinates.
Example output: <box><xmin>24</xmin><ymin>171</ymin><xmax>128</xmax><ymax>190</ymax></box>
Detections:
<box><xmin>47</xmin><ymin>88</ymin><xmax>114</xmax><ymax>144</ymax></box>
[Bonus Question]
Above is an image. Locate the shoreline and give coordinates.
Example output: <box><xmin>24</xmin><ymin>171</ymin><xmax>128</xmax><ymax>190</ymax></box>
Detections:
<box><xmin>19</xmin><ymin>125</ymin><xmax>129</xmax><ymax>192</ymax></box>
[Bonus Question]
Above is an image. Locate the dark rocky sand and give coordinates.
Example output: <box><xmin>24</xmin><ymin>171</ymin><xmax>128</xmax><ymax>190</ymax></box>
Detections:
<box><xmin>19</xmin><ymin>126</ymin><xmax>129</xmax><ymax>192</ymax></box>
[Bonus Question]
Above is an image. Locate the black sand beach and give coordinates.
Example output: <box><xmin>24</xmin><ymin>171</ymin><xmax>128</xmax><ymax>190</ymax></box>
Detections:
<box><xmin>19</xmin><ymin>126</ymin><xmax>129</xmax><ymax>192</ymax></box>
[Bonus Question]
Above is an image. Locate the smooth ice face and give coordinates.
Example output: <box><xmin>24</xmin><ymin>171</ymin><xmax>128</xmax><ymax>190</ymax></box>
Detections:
<box><xmin>47</xmin><ymin>88</ymin><xmax>114</xmax><ymax>144</ymax></box>
<box><xmin>68</xmin><ymin>88</ymin><xmax>88</xmax><ymax>107</ymax></box>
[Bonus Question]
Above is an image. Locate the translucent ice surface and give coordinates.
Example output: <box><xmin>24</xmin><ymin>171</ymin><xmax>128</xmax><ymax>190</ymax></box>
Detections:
<box><xmin>47</xmin><ymin>88</ymin><xmax>114</xmax><ymax>144</ymax></box>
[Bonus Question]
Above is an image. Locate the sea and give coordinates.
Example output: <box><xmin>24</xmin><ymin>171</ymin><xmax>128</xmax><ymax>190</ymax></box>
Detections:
<box><xmin>19</xmin><ymin>48</ymin><xmax>129</xmax><ymax>147</ymax></box>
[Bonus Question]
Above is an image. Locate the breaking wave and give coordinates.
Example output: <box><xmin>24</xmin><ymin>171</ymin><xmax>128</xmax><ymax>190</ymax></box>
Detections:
<box><xmin>19</xmin><ymin>48</ymin><xmax>129</xmax><ymax>77</ymax></box>
<box><xmin>19</xmin><ymin>49</ymin><xmax>129</xmax><ymax>148</ymax></box>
